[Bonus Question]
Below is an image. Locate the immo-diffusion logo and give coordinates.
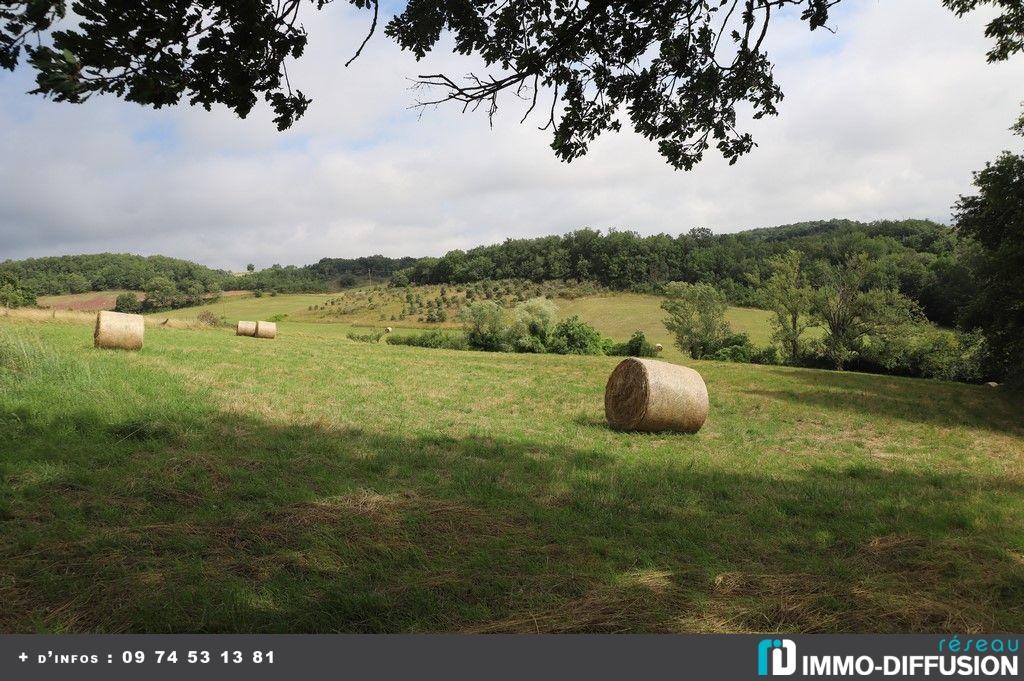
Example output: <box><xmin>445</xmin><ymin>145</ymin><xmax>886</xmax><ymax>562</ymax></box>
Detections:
<box><xmin>758</xmin><ymin>639</ymin><xmax>797</xmax><ymax>676</ymax></box>
<box><xmin>755</xmin><ymin>637</ymin><xmax>1020</xmax><ymax>677</ymax></box>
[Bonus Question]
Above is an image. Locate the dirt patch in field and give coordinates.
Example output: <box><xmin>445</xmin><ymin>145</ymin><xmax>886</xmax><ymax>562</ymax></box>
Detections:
<box><xmin>39</xmin><ymin>292</ymin><xmax>135</xmax><ymax>311</ymax></box>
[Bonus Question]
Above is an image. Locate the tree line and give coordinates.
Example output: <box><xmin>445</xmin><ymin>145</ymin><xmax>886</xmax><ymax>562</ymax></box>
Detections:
<box><xmin>0</xmin><ymin>253</ymin><xmax>227</xmax><ymax>310</ymax></box>
<box><xmin>0</xmin><ymin>253</ymin><xmax>416</xmax><ymax>309</ymax></box>
<box><xmin>395</xmin><ymin>219</ymin><xmax>971</xmax><ymax>327</ymax></box>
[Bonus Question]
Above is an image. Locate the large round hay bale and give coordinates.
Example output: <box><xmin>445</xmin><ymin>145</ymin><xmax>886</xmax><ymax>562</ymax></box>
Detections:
<box><xmin>94</xmin><ymin>310</ymin><xmax>144</xmax><ymax>351</ymax></box>
<box><xmin>236</xmin><ymin>320</ymin><xmax>257</xmax><ymax>336</ymax></box>
<box><xmin>604</xmin><ymin>357</ymin><xmax>708</xmax><ymax>433</ymax></box>
<box><xmin>654</xmin><ymin>343</ymin><xmax>663</xmax><ymax>352</ymax></box>
<box><xmin>255</xmin><ymin>321</ymin><xmax>277</xmax><ymax>339</ymax></box>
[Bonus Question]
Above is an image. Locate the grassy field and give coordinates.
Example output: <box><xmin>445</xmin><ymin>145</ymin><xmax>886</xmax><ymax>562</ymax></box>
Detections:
<box><xmin>1</xmin><ymin>310</ymin><xmax>1022</xmax><ymax>633</ymax></box>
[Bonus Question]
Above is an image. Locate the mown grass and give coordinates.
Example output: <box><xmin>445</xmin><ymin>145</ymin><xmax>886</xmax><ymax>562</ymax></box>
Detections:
<box><xmin>1</xmin><ymin>315</ymin><xmax>1022</xmax><ymax>633</ymax></box>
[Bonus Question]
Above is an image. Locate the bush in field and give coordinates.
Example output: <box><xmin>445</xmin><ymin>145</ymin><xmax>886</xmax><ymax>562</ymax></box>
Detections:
<box><xmin>608</xmin><ymin>330</ymin><xmax>657</xmax><ymax>357</ymax></box>
<box><xmin>548</xmin><ymin>316</ymin><xmax>608</xmax><ymax>355</ymax></box>
<box><xmin>425</xmin><ymin>302</ymin><xmax>447</xmax><ymax>323</ymax></box>
<box><xmin>708</xmin><ymin>333</ymin><xmax>778</xmax><ymax>365</ymax></box>
<box><xmin>460</xmin><ymin>301</ymin><xmax>510</xmax><ymax>351</ymax></box>
<box><xmin>855</xmin><ymin>326</ymin><xmax>990</xmax><ymax>383</ymax></box>
<box><xmin>661</xmin><ymin>282</ymin><xmax>732</xmax><ymax>359</ymax></box>
<box><xmin>510</xmin><ymin>297</ymin><xmax>558</xmax><ymax>353</ymax></box>
<box><xmin>114</xmin><ymin>293</ymin><xmax>142</xmax><ymax>313</ymax></box>
<box><xmin>386</xmin><ymin>330</ymin><xmax>469</xmax><ymax>350</ymax></box>
<box><xmin>195</xmin><ymin>310</ymin><xmax>222</xmax><ymax>327</ymax></box>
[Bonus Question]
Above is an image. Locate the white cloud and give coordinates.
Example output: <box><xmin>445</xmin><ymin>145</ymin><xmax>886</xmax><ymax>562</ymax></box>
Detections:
<box><xmin>1</xmin><ymin>0</ymin><xmax>1021</xmax><ymax>269</ymax></box>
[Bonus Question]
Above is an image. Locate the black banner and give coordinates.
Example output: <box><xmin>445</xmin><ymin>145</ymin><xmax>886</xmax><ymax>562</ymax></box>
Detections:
<box><xmin>0</xmin><ymin>634</ymin><xmax>1020</xmax><ymax>681</ymax></box>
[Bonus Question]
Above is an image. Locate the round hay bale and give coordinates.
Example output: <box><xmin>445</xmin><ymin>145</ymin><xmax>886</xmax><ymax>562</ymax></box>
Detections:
<box><xmin>385</xmin><ymin>326</ymin><xmax>393</xmax><ymax>333</ymax></box>
<box><xmin>94</xmin><ymin>310</ymin><xmax>144</xmax><ymax>351</ymax></box>
<box><xmin>604</xmin><ymin>357</ymin><xmax>708</xmax><ymax>433</ymax></box>
<box><xmin>255</xmin><ymin>321</ymin><xmax>277</xmax><ymax>339</ymax></box>
<box><xmin>236</xmin><ymin>320</ymin><xmax>257</xmax><ymax>336</ymax></box>
<box><xmin>654</xmin><ymin>343</ymin><xmax>664</xmax><ymax>352</ymax></box>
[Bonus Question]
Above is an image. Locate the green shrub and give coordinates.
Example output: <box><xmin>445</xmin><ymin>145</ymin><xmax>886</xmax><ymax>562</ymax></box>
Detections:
<box><xmin>608</xmin><ymin>330</ymin><xmax>657</xmax><ymax>357</ymax></box>
<box><xmin>855</xmin><ymin>326</ymin><xmax>992</xmax><ymax>383</ymax></box>
<box><xmin>510</xmin><ymin>297</ymin><xmax>558</xmax><ymax>353</ymax></box>
<box><xmin>114</xmin><ymin>293</ymin><xmax>142</xmax><ymax>314</ymax></box>
<box><xmin>751</xmin><ymin>346</ymin><xmax>780</xmax><ymax>365</ymax></box>
<box><xmin>386</xmin><ymin>330</ymin><xmax>468</xmax><ymax>350</ymax></box>
<box><xmin>548</xmin><ymin>316</ymin><xmax>608</xmax><ymax>355</ymax></box>
<box><xmin>347</xmin><ymin>331</ymin><xmax>384</xmax><ymax>343</ymax></box>
<box><xmin>706</xmin><ymin>332</ymin><xmax>779</xmax><ymax>365</ymax></box>
<box><xmin>460</xmin><ymin>301</ymin><xmax>511</xmax><ymax>351</ymax></box>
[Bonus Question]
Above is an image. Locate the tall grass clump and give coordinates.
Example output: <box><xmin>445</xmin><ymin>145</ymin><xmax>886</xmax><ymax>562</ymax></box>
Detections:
<box><xmin>0</xmin><ymin>327</ymin><xmax>89</xmax><ymax>382</ymax></box>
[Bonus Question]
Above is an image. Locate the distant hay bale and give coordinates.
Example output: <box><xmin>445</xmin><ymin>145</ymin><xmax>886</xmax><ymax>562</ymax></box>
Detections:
<box><xmin>236</xmin><ymin>320</ymin><xmax>257</xmax><ymax>336</ymax></box>
<box><xmin>94</xmin><ymin>310</ymin><xmax>144</xmax><ymax>351</ymax></box>
<box><xmin>654</xmin><ymin>343</ymin><xmax>663</xmax><ymax>352</ymax></box>
<box><xmin>385</xmin><ymin>326</ymin><xmax>393</xmax><ymax>333</ymax></box>
<box><xmin>255</xmin><ymin>321</ymin><xmax>277</xmax><ymax>339</ymax></box>
<box><xmin>604</xmin><ymin>357</ymin><xmax>708</xmax><ymax>433</ymax></box>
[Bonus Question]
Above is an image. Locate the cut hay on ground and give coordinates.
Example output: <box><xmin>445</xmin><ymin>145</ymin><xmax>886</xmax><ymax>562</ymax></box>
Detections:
<box><xmin>94</xmin><ymin>310</ymin><xmax>144</xmax><ymax>351</ymax></box>
<box><xmin>255</xmin><ymin>321</ymin><xmax>277</xmax><ymax>339</ymax></box>
<box><xmin>236</xmin><ymin>320</ymin><xmax>257</xmax><ymax>336</ymax></box>
<box><xmin>604</xmin><ymin>357</ymin><xmax>708</xmax><ymax>433</ymax></box>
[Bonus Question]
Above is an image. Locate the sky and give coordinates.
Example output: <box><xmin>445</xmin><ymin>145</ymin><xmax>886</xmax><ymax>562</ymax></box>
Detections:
<box><xmin>1</xmin><ymin>0</ymin><xmax>1022</xmax><ymax>270</ymax></box>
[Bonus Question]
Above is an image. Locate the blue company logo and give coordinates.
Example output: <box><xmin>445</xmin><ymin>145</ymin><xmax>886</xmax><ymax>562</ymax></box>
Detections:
<box><xmin>758</xmin><ymin>639</ymin><xmax>797</xmax><ymax>676</ymax></box>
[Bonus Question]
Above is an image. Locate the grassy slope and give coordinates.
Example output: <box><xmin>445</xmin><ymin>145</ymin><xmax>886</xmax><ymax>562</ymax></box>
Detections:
<box><xmin>1</xmin><ymin>315</ymin><xmax>1022</xmax><ymax>633</ymax></box>
<box><xmin>152</xmin><ymin>293</ymin><xmax>335</xmax><ymax>322</ymax></box>
<box><xmin>155</xmin><ymin>290</ymin><xmax>778</xmax><ymax>359</ymax></box>
<box><xmin>557</xmin><ymin>293</ymin><xmax>775</xmax><ymax>347</ymax></box>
